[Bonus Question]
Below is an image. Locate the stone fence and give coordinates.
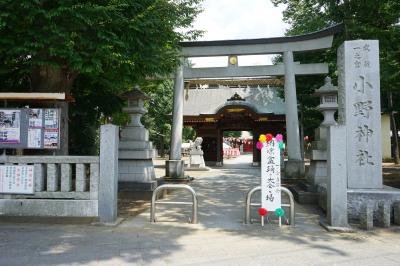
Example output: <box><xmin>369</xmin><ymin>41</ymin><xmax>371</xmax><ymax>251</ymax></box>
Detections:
<box><xmin>0</xmin><ymin>124</ymin><xmax>119</xmax><ymax>224</ymax></box>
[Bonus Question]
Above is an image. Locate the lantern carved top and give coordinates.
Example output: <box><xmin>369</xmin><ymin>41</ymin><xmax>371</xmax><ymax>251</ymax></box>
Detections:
<box><xmin>314</xmin><ymin>76</ymin><xmax>338</xmax><ymax>126</ymax></box>
<box><xmin>313</xmin><ymin>77</ymin><xmax>338</xmax><ymax>96</ymax></box>
<box><xmin>121</xmin><ymin>85</ymin><xmax>150</xmax><ymax>101</ymax></box>
<box><xmin>121</xmin><ymin>86</ymin><xmax>150</xmax><ymax>127</ymax></box>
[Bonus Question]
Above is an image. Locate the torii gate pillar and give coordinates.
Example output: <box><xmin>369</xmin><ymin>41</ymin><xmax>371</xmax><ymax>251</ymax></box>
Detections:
<box><xmin>166</xmin><ymin>61</ymin><xmax>186</xmax><ymax>179</ymax></box>
<box><xmin>283</xmin><ymin>51</ymin><xmax>305</xmax><ymax>178</ymax></box>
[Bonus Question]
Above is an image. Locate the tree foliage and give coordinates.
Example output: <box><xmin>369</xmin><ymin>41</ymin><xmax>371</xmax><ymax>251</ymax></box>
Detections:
<box><xmin>0</xmin><ymin>0</ymin><xmax>202</xmax><ymax>92</ymax></box>
<box><xmin>272</xmin><ymin>0</ymin><xmax>400</xmax><ymax>145</ymax></box>
<box><xmin>142</xmin><ymin>80</ymin><xmax>173</xmax><ymax>156</ymax></box>
<box><xmin>0</xmin><ymin>0</ymin><xmax>202</xmax><ymax>154</ymax></box>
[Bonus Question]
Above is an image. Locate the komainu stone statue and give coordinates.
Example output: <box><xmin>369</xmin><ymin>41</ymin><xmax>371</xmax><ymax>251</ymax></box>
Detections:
<box><xmin>188</xmin><ymin>137</ymin><xmax>206</xmax><ymax>169</ymax></box>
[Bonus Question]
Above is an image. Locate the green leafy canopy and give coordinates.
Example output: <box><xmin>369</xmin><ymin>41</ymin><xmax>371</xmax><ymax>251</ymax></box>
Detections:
<box><xmin>271</xmin><ymin>0</ymin><xmax>400</xmax><ymax>142</ymax></box>
<box><xmin>0</xmin><ymin>0</ymin><xmax>203</xmax><ymax>92</ymax></box>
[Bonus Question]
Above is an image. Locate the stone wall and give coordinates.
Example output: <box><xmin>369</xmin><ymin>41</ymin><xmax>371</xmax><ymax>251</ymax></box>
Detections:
<box><xmin>0</xmin><ymin>124</ymin><xmax>119</xmax><ymax>223</ymax></box>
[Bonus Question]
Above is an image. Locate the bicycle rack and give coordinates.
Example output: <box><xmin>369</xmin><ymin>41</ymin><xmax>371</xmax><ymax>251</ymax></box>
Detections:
<box><xmin>244</xmin><ymin>186</ymin><xmax>295</xmax><ymax>226</ymax></box>
<box><xmin>150</xmin><ymin>184</ymin><xmax>198</xmax><ymax>224</ymax></box>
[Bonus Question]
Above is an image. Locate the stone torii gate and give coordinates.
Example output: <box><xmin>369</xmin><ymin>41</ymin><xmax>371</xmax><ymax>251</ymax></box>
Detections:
<box><xmin>166</xmin><ymin>24</ymin><xmax>342</xmax><ymax>179</ymax></box>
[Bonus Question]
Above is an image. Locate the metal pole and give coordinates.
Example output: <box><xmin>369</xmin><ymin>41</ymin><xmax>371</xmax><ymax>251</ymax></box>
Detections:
<box><xmin>281</xmin><ymin>186</ymin><xmax>295</xmax><ymax>227</ymax></box>
<box><xmin>150</xmin><ymin>185</ymin><xmax>162</xmax><ymax>222</ymax></box>
<box><xmin>150</xmin><ymin>184</ymin><xmax>198</xmax><ymax>224</ymax></box>
<box><xmin>245</xmin><ymin>186</ymin><xmax>261</xmax><ymax>224</ymax></box>
<box><xmin>191</xmin><ymin>188</ymin><xmax>198</xmax><ymax>224</ymax></box>
<box><xmin>245</xmin><ymin>186</ymin><xmax>295</xmax><ymax>226</ymax></box>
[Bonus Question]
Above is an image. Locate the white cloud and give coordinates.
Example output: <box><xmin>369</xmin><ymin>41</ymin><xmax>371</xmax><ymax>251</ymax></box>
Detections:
<box><xmin>193</xmin><ymin>0</ymin><xmax>289</xmax><ymax>41</ymax></box>
<box><xmin>189</xmin><ymin>0</ymin><xmax>289</xmax><ymax>66</ymax></box>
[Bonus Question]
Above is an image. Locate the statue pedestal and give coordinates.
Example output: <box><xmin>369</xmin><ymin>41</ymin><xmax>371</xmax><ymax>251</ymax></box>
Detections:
<box><xmin>190</xmin><ymin>150</ymin><xmax>205</xmax><ymax>167</ymax></box>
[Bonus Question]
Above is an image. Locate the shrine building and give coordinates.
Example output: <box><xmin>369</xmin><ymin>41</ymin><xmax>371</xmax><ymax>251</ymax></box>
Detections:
<box><xmin>183</xmin><ymin>80</ymin><xmax>286</xmax><ymax>166</ymax></box>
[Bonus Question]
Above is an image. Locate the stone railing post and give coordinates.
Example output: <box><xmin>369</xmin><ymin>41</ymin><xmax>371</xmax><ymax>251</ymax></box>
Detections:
<box><xmin>99</xmin><ymin>124</ymin><xmax>119</xmax><ymax>224</ymax></box>
<box><xmin>327</xmin><ymin>125</ymin><xmax>348</xmax><ymax>228</ymax></box>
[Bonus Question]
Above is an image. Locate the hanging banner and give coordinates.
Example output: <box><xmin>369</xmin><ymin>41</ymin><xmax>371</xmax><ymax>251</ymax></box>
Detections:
<box><xmin>0</xmin><ymin>110</ymin><xmax>21</xmax><ymax>143</ymax></box>
<box><xmin>0</xmin><ymin>165</ymin><xmax>34</xmax><ymax>194</ymax></box>
<box><xmin>261</xmin><ymin>139</ymin><xmax>281</xmax><ymax>211</ymax></box>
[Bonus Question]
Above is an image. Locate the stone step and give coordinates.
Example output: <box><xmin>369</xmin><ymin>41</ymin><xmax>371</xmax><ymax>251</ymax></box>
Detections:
<box><xmin>311</xmin><ymin>150</ymin><xmax>327</xmax><ymax>160</ymax></box>
<box><xmin>120</xmin><ymin>128</ymin><xmax>149</xmax><ymax>141</ymax></box>
<box><xmin>311</xmin><ymin>140</ymin><xmax>326</xmax><ymax>150</ymax></box>
<box><xmin>314</xmin><ymin>127</ymin><xmax>328</xmax><ymax>140</ymax></box>
<box><xmin>297</xmin><ymin>181</ymin><xmax>313</xmax><ymax>191</ymax></box>
<box><xmin>119</xmin><ymin>141</ymin><xmax>153</xmax><ymax>150</ymax></box>
<box><xmin>119</xmin><ymin>150</ymin><xmax>156</xmax><ymax>159</ymax></box>
<box><xmin>288</xmin><ymin>184</ymin><xmax>319</xmax><ymax>204</ymax></box>
<box><xmin>118</xmin><ymin>181</ymin><xmax>157</xmax><ymax>192</ymax></box>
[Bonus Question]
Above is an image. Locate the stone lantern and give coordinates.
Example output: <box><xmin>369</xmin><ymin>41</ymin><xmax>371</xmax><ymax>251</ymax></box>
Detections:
<box><xmin>313</xmin><ymin>76</ymin><xmax>338</xmax><ymax>126</ymax></box>
<box><xmin>118</xmin><ymin>86</ymin><xmax>157</xmax><ymax>191</ymax></box>
<box><xmin>306</xmin><ymin>77</ymin><xmax>339</xmax><ymax>191</ymax></box>
<box><xmin>121</xmin><ymin>86</ymin><xmax>149</xmax><ymax>130</ymax></box>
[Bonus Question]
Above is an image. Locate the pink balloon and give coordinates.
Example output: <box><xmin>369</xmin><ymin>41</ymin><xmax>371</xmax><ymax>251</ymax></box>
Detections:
<box><xmin>275</xmin><ymin>133</ymin><xmax>283</xmax><ymax>142</ymax></box>
<box><xmin>256</xmin><ymin>141</ymin><xmax>264</xmax><ymax>150</ymax></box>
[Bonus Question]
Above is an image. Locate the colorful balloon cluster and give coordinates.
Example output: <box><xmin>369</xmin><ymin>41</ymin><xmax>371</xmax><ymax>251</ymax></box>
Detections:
<box><xmin>256</xmin><ymin>133</ymin><xmax>285</xmax><ymax>150</ymax></box>
<box><xmin>258</xmin><ymin>207</ymin><xmax>285</xmax><ymax>217</ymax></box>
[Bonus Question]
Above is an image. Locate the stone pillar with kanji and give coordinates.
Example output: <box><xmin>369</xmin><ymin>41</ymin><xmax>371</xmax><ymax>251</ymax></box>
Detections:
<box><xmin>338</xmin><ymin>40</ymin><xmax>382</xmax><ymax>189</ymax></box>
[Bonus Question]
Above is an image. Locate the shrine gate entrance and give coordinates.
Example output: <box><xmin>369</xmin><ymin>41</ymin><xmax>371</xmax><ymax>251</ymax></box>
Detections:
<box><xmin>166</xmin><ymin>24</ymin><xmax>342</xmax><ymax>179</ymax></box>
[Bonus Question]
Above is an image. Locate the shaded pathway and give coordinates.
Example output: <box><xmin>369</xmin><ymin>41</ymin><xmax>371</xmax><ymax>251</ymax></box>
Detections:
<box><xmin>1</xmin><ymin>157</ymin><xmax>400</xmax><ymax>265</ymax></box>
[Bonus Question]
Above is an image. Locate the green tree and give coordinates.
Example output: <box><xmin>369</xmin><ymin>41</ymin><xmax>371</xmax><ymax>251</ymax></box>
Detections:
<box><xmin>141</xmin><ymin>80</ymin><xmax>173</xmax><ymax>157</ymax></box>
<box><xmin>0</xmin><ymin>0</ymin><xmax>202</xmax><ymax>154</ymax></box>
<box><xmin>272</xmin><ymin>0</ymin><xmax>400</xmax><ymax>163</ymax></box>
<box><xmin>224</xmin><ymin>131</ymin><xmax>242</xmax><ymax>138</ymax></box>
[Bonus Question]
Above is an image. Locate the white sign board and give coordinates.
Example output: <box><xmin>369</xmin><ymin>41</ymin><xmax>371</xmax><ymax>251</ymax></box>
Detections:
<box><xmin>0</xmin><ymin>165</ymin><xmax>34</xmax><ymax>194</ymax></box>
<box><xmin>261</xmin><ymin>140</ymin><xmax>281</xmax><ymax>211</ymax></box>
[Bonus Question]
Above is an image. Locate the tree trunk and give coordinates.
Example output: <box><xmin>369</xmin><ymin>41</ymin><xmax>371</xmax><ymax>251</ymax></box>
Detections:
<box><xmin>299</xmin><ymin>102</ymin><xmax>305</xmax><ymax>161</ymax></box>
<box><xmin>54</xmin><ymin>101</ymin><xmax>69</xmax><ymax>155</ymax></box>
<box><xmin>30</xmin><ymin>65</ymin><xmax>77</xmax><ymax>155</ymax></box>
<box><xmin>160</xmin><ymin>133</ymin><xmax>165</xmax><ymax>158</ymax></box>
<box><xmin>388</xmin><ymin>92</ymin><xmax>400</xmax><ymax>164</ymax></box>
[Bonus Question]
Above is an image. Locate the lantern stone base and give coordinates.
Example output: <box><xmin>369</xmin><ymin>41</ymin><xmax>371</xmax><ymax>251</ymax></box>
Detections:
<box><xmin>118</xmin><ymin>127</ymin><xmax>157</xmax><ymax>191</ymax></box>
<box><xmin>318</xmin><ymin>184</ymin><xmax>400</xmax><ymax>224</ymax></box>
<box><xmin>284</xmin><ymin>160</ymin><xmax>305</xmax><ymax>178</ymax></box>
<box><xmin>307</xmin><ymin>126</ymin><xmax>329</xmax><ymax>189</ymax></box>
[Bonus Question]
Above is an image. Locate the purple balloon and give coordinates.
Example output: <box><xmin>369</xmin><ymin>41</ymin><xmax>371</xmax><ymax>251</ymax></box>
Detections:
<box><xmin>275</xmin><ymin>133</ymin><xmax>283</xmax><ymax>142</ymax></box>
<box><xmin>256</xmin><ymin>141</ymin><xmax>264</xmax><ymax>150</ymax></box>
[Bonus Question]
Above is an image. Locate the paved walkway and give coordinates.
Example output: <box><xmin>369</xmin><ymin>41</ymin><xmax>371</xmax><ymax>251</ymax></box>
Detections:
<box><xmin>1</xmin><ymin>156</ymin><xmax>400</xmax><ymax>265</ymax></box>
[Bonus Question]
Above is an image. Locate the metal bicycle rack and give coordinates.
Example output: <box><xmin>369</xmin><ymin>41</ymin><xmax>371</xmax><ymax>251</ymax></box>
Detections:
<box><xmin>245</xmin><ymin>186</ymin><xmax>295</xmax><ymax>226</ymax></box>
<box><xmin>150</xmin><ymin>184</ymin><xmax>198</xmax><ymax>224</ymax></box>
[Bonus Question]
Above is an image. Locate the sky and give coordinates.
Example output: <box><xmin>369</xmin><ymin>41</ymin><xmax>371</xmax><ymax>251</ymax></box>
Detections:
<box><xmin>189</xmin><ymin>0</ymin><xmax>289</xmax><ymax>67</ymax></box>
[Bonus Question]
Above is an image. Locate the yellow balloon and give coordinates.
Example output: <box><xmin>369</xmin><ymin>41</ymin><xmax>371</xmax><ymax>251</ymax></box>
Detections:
<box><xmin>259</xmin><ymin>134</ymin><xmax>266</xmax><ymax>142</ymax></box>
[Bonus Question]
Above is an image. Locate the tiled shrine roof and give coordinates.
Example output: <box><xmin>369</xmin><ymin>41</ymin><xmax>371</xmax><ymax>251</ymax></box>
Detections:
<box><xmin>183</xmin><ymin>85</ymin><xmax>285</xmax><ymax>116</ymax></box>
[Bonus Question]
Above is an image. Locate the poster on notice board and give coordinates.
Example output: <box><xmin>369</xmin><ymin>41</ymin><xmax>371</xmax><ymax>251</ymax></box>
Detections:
<box><xmin>44</xmin><ymin>109</ymin><xmax>59</xmax><ymax>149</ymax></box>
<box><xmin>0</xmin><ymin>110</ymin><xmax>21</xmax><ymax>144</ymax></box>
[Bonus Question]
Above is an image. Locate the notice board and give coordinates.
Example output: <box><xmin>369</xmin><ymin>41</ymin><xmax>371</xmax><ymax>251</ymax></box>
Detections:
<box><xmin>0</xmin><ymin>108</ymin><xmax>60</xmax><ymax>149</ymax></box>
